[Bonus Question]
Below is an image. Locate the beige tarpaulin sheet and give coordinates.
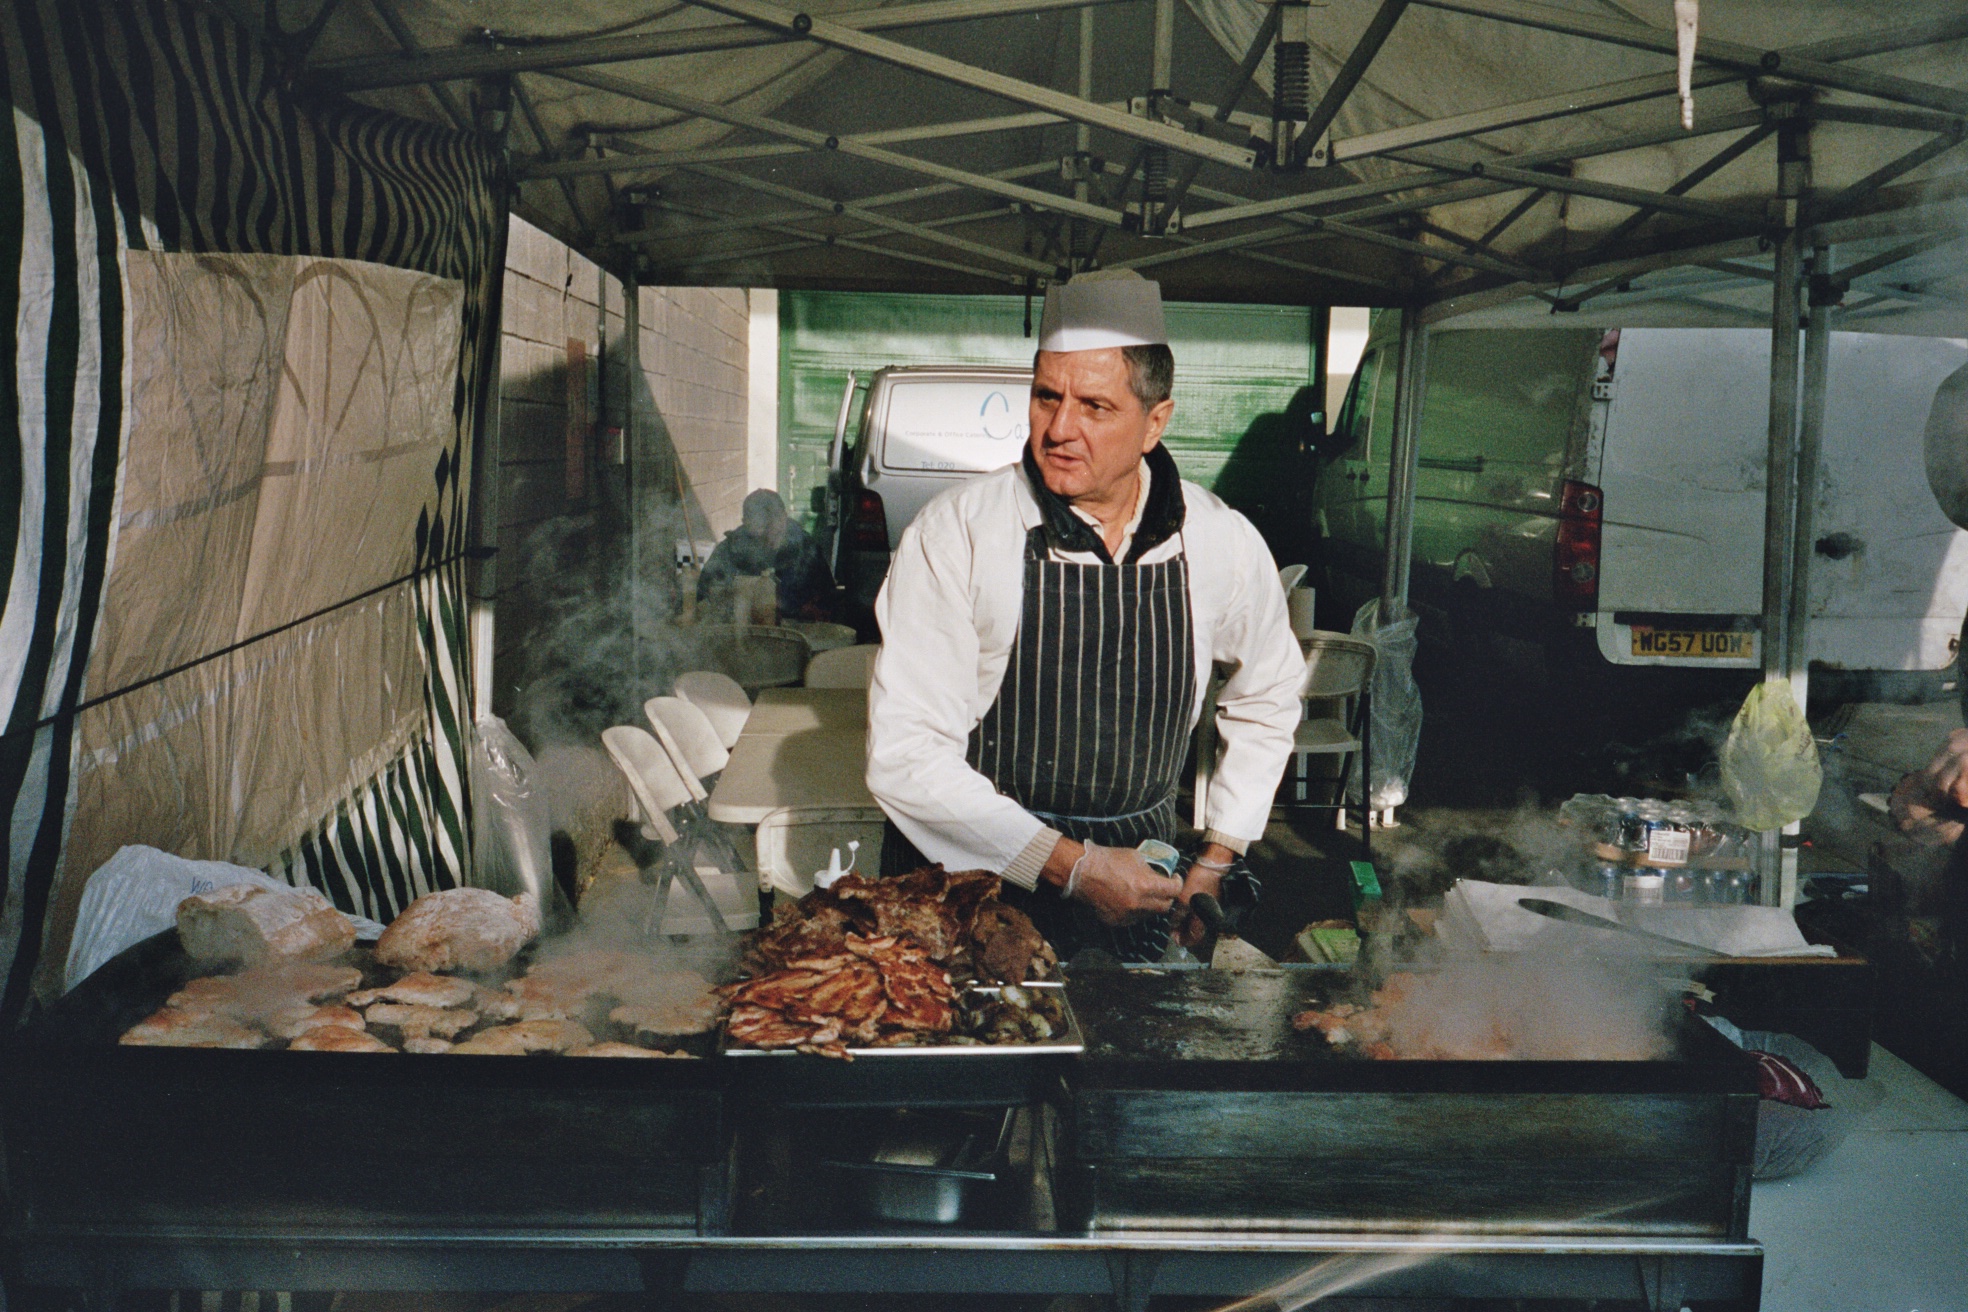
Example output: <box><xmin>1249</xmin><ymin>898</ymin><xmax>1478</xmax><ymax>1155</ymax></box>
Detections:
<box><xmin>46</xmin><ymin>254</ymin><xmax>463</xmax><ymax>983</ymax></box>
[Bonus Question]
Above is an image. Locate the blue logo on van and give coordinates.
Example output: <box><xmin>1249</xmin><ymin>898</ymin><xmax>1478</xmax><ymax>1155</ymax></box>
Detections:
<box><xmin>979</xmin><ymin>390</ymin><xmax>1020</xmax><ymax>441</ymax></box>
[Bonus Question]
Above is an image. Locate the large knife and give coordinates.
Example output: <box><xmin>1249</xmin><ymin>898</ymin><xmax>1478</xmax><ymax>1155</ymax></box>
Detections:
<box><xmin>1516</xmin><ymin>897</ymin><xmax>1721</xmax><ymax>958</ymax></box>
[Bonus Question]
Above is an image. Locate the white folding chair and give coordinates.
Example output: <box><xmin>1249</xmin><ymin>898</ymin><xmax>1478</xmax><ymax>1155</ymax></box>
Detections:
<box><xmin>675</xmin><ymin>669</ymin><xmax>751</xmax><ymax>750</ymax></box>
<box><xmin>754</xmin><ymin>805</ymin><xmax>888</xmax><ymax>900</ymax></box>
<box><xmin>1287</xmin><ymin>632</ymin><xmax>1378</xmax><ymax>855</ymax></box>
<box><xmin>601</xmin><ymin>726</ymin><xmax>755</xmax><ymax>936</ymax></box>
<box><xmin>640</xmin><ymin>696</ymin><xmax>754</xmax><ymax>895</ymax></box>
<box><xmin>805</xmin><ymin>643</ymin><xmax>880</xmax><ymax>689</ymax></box>
<box><xmin>645</xmin><ymin>696</ymin><xmax>730</xmax><ymax>787</ymax></box>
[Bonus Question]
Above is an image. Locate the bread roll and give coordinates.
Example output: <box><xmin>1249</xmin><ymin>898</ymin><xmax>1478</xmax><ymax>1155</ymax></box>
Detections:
<box><xmin>176</xmin><ymin>884</ymin><xmax>354</xmax><ymax>964</ymax></box>
<box><xmin>374</xmin><ymin>888</ymin><xmax>540</xmax><ymax>974</ymax></box>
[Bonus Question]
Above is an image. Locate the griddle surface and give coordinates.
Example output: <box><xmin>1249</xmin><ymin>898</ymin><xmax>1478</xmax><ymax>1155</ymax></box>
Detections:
<box><xmin>1067</xmin><ymin>968</ymin><xmax>1345</xmax><ymax>1063</ymax></box>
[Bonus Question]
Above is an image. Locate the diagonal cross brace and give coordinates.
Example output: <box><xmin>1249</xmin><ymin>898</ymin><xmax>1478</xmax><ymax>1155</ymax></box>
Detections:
<box><xmin>551</xmin><ymin>66</ymin><xmax>1125</xmax><ymax>227</ymax></box>
<box><xmin>678</xmin><ymin>0</ymin><xmax>1259</xmax><ymax>170</ymax></box>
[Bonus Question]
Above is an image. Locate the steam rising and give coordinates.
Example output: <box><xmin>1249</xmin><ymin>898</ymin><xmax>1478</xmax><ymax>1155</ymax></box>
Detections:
<box><xmin>1369</xmin><ymin>951</ymin><xmax>1682</xmax><ymax>1062</ymax></box>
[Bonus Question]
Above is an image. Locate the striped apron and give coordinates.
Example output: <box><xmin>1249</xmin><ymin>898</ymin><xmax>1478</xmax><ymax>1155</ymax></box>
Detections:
<box><xmin>886</xmin><ymin>524</ymin><xmax>1197</xmax><ymax>962</ymax></box>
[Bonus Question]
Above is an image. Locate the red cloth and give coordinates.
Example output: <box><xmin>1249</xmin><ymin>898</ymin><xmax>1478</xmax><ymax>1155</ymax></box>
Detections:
<box><xmin>1750</xmin><ymin>1050</ymin><xmax>1829</xmax><ymax>1109</ymax></box>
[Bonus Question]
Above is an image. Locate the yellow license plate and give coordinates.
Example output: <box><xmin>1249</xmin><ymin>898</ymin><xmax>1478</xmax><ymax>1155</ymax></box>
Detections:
<box><xmin>1630</xmin><ymin>628</ymin><xmax>1757</xmax><ymax>660</ymax></box>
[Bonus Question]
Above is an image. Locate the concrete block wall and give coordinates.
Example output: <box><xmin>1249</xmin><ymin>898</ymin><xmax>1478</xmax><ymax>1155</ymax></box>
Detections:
<box><xmin>490</xmin><ymin>214</ymin><xmax>753</xmax><ymax>728</ymax></box>
<box><xmin>636</xmin><ymin>284</ymin><xmax>752</xmax><ymax>543</ymax></box>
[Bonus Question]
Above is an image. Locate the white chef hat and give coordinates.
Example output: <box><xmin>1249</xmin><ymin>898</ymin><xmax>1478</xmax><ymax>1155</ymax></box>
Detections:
<box><xmin>1037</xmin><ymin>269</ymin><xmax>1168</xmax><ymax>352</ymax></box>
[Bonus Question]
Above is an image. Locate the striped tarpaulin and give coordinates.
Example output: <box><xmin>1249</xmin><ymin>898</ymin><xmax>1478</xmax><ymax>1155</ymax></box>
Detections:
<box><xmin>1</xmin><ymin>0</ymin><xmax>498</xmax><ymax>1012</ymax></box>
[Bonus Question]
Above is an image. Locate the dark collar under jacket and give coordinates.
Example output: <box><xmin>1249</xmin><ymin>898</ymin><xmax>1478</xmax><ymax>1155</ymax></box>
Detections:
<box><xmin>1021</xmin><ymin>441</ymin><xmax>1186</xmax><ymax>565</ymax></box>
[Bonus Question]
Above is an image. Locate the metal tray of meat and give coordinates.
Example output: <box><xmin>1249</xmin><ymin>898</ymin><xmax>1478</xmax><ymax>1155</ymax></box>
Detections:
<box><xmin>721</xmin><ymin>984</ymin><xmax>1083</xmax><ymax>1108</ymax></box>
<box><xmin>721</xmin><ymin>983</ymin><xmax>1083</xmax><ymax>1059</ymax></box>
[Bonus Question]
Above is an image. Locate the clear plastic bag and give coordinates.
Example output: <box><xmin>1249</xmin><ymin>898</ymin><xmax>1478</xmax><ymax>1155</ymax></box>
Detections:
<box><xmin>1719</xmin><ymin>681</ymin><xmax>1823</xmax><ymax>831</ymax></box>
<box><xmin>64</xmin><ymin>846</ymin><xmax>385</xmax><ymax>992</ymax></box>
<box><xmin>1347</xmin><ymin>598</ymin><xmax>1423</xmax><ymax>811</ymax></box>
<box><xmin>471</xmin><ymin>715</ymin><xmax>569</xmax><ymax>922</ymax></box>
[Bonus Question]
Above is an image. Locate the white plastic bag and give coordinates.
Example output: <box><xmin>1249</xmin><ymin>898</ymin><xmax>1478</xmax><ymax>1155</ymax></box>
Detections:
<box><xmin>1720</xmin><ymin>681</ymin><xmax>1823</xmax><ymax>831</ymax></box>
<box><xmin>471</xmin><ymin>715</ymin><xmax>566</xmax><ymax>920</ymax></box>
<box><xmin>1347</xmin><ymin>598</ymin><xmax>1423</xmax><ymax>810</ymax></box>
<box><xmin>64</xmin><ymin>846</ymin><xmax>384</xmax><ymax>992</ymax></box>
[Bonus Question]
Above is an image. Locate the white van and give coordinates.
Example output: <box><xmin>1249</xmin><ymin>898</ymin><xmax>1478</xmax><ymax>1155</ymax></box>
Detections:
<box><xmin>1313</xmin><ymin>324</ymin><xmax>1968</xmax><ymax>695</ymax></box>
<box><xmin>819</xmin><ymin>364</ymin><xmax>1032</xmax><ymax>607</ymax></box>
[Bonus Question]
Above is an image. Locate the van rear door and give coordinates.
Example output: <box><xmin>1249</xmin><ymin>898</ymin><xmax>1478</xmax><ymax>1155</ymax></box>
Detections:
<box><xmin>1595</xmin><ymin>327</ymin><xmax>1968</xmax><ymax>672</ymax></box>
<box><xmin>1595</xmin><ymin>328</ymin><xmax>1768</xmax><ymax>669</ymax></box>
<box><xmin>866</xmin><ymin>373</ymin><xmax>1031</xmax><ymax>548</ymax></box>
<box><xmin>1809</xmin><ymin>332</ymin><xmax>1968</xmax><ymax>672</ymax></box>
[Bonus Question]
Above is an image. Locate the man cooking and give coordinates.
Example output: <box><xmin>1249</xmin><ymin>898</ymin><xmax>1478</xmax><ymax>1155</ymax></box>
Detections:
<box><xmin>865</xmin><ymin>271</ymin><xmax>1305</xmax><ymax>962</ymax></box>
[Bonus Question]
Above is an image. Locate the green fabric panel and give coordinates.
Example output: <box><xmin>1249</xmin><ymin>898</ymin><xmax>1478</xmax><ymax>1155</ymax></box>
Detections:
<box><xmin>779</xmin><ymin>291</ymin><xmax>1315</xmax><ymax>529</ymax></box>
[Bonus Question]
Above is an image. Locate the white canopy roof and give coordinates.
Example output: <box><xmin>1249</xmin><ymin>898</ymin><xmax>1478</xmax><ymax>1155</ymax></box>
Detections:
<box><xmin>251</xmin><ymin>0</ymin><xmax>1966</xmax><ymax>326</ymax></box>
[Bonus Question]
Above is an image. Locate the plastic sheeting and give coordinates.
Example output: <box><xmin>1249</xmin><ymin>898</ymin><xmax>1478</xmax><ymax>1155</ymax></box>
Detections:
<box><xmin>470</xmin><ymin>715</ymin><xmax>567</xmax><ymax>923</ymax></box>
<box><xmin>51</xmin><ymin>254</ymin><xmax>466</xmax><ymax>983</ymax></box>
<box><xmin>64</xmin><ymin>846</ymin><xmax>387</xmax><ymax>994</ymax></box>
<box><xmin>1347</xmin><ymin>597</ymin><xmax>1422</xmax><ymax>812</ymax></box>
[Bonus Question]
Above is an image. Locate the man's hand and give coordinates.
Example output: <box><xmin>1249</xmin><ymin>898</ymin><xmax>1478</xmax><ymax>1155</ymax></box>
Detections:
<box><xmin>1891</xmin><ymin>728</ymin><xmax>1968</xmax><ymax>846</ymax></box>
<box><xmin>1171</xmin><ymin>843</ymin><xmax>1233</xmax><ymax>947</ymax></box>
<box><xmin>1042</xmin><ymin>839</ymin><xmax>1179</xmax><ymax>926</ymax></box>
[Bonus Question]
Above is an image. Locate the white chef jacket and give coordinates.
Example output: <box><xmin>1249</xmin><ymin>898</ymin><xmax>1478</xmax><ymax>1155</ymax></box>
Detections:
<box><xmin>867</xmin><ymin>456</ymin><xmax>1305</xmax><ymax>889</ymax></box>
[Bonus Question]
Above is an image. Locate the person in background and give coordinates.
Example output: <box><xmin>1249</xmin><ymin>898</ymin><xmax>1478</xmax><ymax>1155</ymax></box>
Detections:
<box><xmin>697</xmin><ymin>488</ymin><xmax>837</xmax><ymax>622</ymax></box>
<box><xmin>1889</xmin><ymin>727</ymin><xmax>1968</xmax><ymax>974</ymax></box>
<box><xmin>1890</xmin><ymin>728</ymin><xmax>1968</xmax><ymax>846</ymax></box>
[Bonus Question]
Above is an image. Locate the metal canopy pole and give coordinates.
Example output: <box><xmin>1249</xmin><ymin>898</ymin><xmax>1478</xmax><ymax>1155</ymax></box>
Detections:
<box><xmin>1787</xmin><ymin>245</ymin><xmax>1835</xmax><ymax>700</ymax></box>
<box><xmin>1757</xmin><ymin>114</ymin><xmax>1809</xmax><ymax>908</ymax></box>
<box><xmin>1380</xmin><ymin>308</ymin><xmax>1427</xmax><ymax>620</ymax></box>
<box><xmin>466</xmin><ymin>80</ymin><xmax>514</xmax><ymax>726</ymax></box>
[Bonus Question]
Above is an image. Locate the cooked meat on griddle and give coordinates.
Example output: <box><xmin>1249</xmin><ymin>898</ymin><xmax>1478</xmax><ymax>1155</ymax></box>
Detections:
<box><xmin>347</xmin><ymin>971</ymin><xmax>475</xmax><ymax>1009</ymax></box>
<box><xmin>263</xmin><ymin>1003</ymin><xmax>366</xmax><ymax>1040</ymax></box>
<box><xmin>504</xmin><ymin>951</ymin><xmax>717</xmax><ymax>1030</ymax></box>
<box><xmin>969</xmin><ymin>901</ymin><xmax>1049</xmax><ymax>985</ymax></box>
<box><xmin>164</xmin><ymin>962</ymin><xmax>363</xmax><ymax>1021</ymax></box>
<box><xmin>746</xmin><ymin>866</ymin><xmax>1051</xmax><ymax>982</ymax></box>
<box><xmin>472</xmin><ymin>984</ymin><xmax>520</xmax><ymax>1021</ymax></box>
<box><xmin>403</xmin><ymin>1037</ymin><xmax>454</xmax><ymax>1054</ymax></box>
<box><xmin>288</xmin><ymin>1025</ymin><xmax>394</xmax><ymax>1053</ymax></box>
<box><xmin>746</xmin><ymin>901</ymin><xmax>852</xmax><ymax>970</ymax></box>
<box><xmin>363</xmin><ymin>1003</ymin><xmax>477</xmax><ymax>1040</ymax></box>
<box><xmin>451</xmin><ymin>1019</ymin><xmax>595</xmax><ymax>1055</ymax></box>
<box><xmin>568</xmin><ymin>1041</ymin><xmax>689</xmax><ymax>1058</ymax></box>
<box><xmin>608</xmin><ymin>993</ymin><xmax>720</xmax><ymax>1039</ymax></box>
<box><xmin>120</xmin><ymin>1007</ymin><xmax>265</xmax><ymax>1048</ymax></box>
<box><xmin>724</xmin><ymin>1004</ymin><xmax>831</xmax><ymax>1052</ymax></box>
<box><xmin>723</xmin><ymin>866</ymin><xmax>1065</xmax><ymax>1057</ymax></box>
<box><xmin>720</xmin><ymin>932</ymin><xmax>955</xmax><ymax>1056</ymax></box>
<box><xmin>373</xmin><ymin>888</ymin><xmax>540</xmax><ymax>974</ymax></box>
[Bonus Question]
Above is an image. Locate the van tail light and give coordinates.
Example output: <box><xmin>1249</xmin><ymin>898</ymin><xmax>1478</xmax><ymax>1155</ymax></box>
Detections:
<box><xmin>846</xmin><ymin>488</ymin><xmax>889</xmax><ymax>552</ymax></box>
<box><xmin>1555</xmin><ymin>479</ymin><xmax>1603</xmax><ymax>609</ymax></box>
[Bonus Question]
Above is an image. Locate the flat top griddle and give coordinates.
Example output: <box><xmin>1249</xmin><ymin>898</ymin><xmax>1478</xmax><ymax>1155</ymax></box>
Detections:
<box><xmin>1066</xmin><ymin>966</ymin><xmax>1759</xmax><ymax>1094</ymax></box>
<box><xmin>13</xmin><ymin>927</ymin><xmax>723</xmax><ymax>1088</ymax></box>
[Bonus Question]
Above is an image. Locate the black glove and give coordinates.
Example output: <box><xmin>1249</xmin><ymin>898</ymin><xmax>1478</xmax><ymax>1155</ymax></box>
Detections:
<box><xmin>1181</xmin><ymin>849</ymin><xmax>1262</xmax><ymax>933</ymax></box>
